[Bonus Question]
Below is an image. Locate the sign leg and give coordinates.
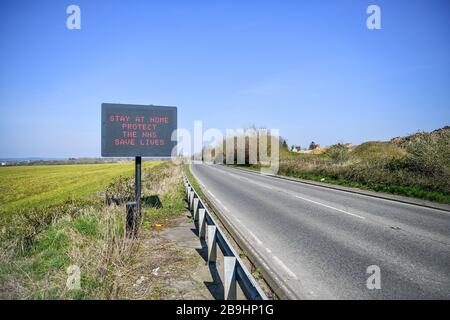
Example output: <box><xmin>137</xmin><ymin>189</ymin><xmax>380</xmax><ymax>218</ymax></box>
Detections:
<box><xmin>135</xmin><ymin>156</ymin><xmax>142</xmax><ymax>214</ymax></box>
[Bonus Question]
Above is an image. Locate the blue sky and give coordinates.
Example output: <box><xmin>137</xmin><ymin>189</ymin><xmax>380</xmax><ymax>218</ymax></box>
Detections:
<box><xmin>0</xmin><ymin>0</ymin><xmax>449</xmax><ymax>157</ymax></box>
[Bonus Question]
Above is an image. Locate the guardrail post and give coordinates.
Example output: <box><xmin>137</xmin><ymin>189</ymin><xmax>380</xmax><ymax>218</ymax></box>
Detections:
<box><xmin>199</xmin><ymin>208</ymin><xmax>206</xmax><ymax>239</ymax></box>
<box><xmin>189</xmin><ymin>191</ymin><xmax>195</xmax><ymax>210</ymax></box>
<box><xmin>224</xmin><ymin>256</ymin><xmax>237</xmax><ymax>300</ymax></box>
<box><xmin>207</xmin><ymin>225</ymin><xmax>217</xmax><ymax>263</ymax></box>
<box><xmin>193</xmin><ymin>198</ymin><xmax>199</xmax><ymax>220</ymax></box>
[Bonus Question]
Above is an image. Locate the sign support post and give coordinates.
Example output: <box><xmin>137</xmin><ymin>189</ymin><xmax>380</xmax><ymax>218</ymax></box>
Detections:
<box><xmin>125</xmin><ymin>156</ymin><xmax>142</xmax><ymax>238</ymax></box>
<box><xmin>135</xmin><ymin>156</ymin><xmax>142</xmax><ymax>213</ymax></box>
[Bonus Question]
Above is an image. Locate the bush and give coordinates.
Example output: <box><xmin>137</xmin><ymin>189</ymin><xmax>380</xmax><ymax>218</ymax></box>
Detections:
<box><xmin>404</xmin><ymin>131</ymin><xmax>450</xmax><ymax>177</ymax></box>
<box><xmin>326</xmin><ymin>144</ymin><xmax>350</xmax><ymax>162</ymax></box>
<box><xmin>104</xmin><ymin>176</ymin><xmax>135</xmax><ymax>205</ymax></box>
<box><xmin>273</xmin><ymin>127</ymin><xmax>450</xmax><ymax>201</ymax></box>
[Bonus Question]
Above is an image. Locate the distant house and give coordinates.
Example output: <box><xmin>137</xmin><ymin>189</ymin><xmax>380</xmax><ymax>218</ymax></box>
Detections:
<box><xmin>291</xmin><ymin>146</ymin><xmax>302</xmax><ymax>153</ymax></box>
<box><xmin>1</xmin><ymin>162</ymin><xmax>6</xmax><ymax>166</ymax></box>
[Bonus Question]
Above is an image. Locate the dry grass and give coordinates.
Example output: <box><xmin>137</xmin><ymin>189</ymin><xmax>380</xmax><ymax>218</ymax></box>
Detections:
<box><xmin>0</xmin><ymin>160</ymin><xmax>189</xmax><ymax>300</ymax></box>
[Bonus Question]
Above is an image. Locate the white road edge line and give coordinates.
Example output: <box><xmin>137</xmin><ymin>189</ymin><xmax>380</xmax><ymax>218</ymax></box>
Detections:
<box><xmin>247</xmin><ymin>230</ymin><xmax>263</xmax><ymax>246</ymax></box>
<box><xmin>208</xmin><ymin>190</ymin><xmax>217</xmax><ymax>199</ymax></box>
<box><xmin>294</xmin><ymin>195</ymin><xmax>365</xmax><ymax>219</ymax></box>
<box><xmin>205</xmin><ymin>190</ymin><xmax>221</xmax><ymax>205</ymax></box>
<box><xmin>204</xmin><ymin>182</ymin><xmax>230</xmax><ymax>210</ymax></box>
<box><xmin>273</xmin><ymin>256</ymin><xmax>298</xmax><ymax>279</ymax></box>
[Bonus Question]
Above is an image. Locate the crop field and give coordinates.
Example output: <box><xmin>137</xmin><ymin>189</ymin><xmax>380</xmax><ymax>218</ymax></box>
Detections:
<box><xmin>0</xmin><ymin>161</ymin><xmax>187</xmax><ymax>299</ymax></box>
<box><xmin>0</xmin><ymin>162</ymin><xmax>158</xmax><ymax>213</ymax></box>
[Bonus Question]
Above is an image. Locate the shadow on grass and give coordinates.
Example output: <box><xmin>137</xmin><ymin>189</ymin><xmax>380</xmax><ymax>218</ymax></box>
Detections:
<box><xmin>142</xmin><ymin>195</ymin><xmax>163</xmax><ymax>208</ymax></box>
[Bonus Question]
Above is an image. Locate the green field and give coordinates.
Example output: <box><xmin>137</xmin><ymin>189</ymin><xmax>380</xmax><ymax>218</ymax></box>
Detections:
<box><xmin>0</xmin><ymin>162</ymin><xmax>158</xmax><ymax>213</ymax></box>
<box><xmin>0</xmin><ymin>161</ymin><xmax>186</xmax><ymax>299</ymax></box>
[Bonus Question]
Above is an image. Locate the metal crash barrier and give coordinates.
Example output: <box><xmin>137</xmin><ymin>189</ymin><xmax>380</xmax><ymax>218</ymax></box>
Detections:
<box><xmin>183</xmin><ymin>172</ymin><xmax>267</xmax><ymax>300</ymax></box>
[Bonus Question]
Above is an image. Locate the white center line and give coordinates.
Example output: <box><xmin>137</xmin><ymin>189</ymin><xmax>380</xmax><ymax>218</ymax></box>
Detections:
<box><xmin>202</xmin><ymin>164</ymin><xmax>365</xmax><ymax>220</ymax></box>
<box><xmin>234</xmin><ymin>175</ymin><xmax>275</xmax><ymax>190</ymax></box>
<box><xmin>260</xmin><ymin>184</ymin><xmax>274</xmax><ymax>190</ymax></box>
<box><xmin>294</xmin><ymin>195</ymin><xmax>365</xmax><ymax>220</ymax></box>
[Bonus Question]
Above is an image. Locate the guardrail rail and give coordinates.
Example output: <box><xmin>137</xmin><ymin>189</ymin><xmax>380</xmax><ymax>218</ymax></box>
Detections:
<box><xmin>183</xmin><ymin>172</ymin><xmax>267</xmax><ymax>300</ymax></box>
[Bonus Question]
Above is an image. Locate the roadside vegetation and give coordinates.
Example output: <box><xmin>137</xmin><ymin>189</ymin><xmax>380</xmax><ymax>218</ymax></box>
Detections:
<box><xmin>184</xmin><ymin>163</ymin><xmax>207</xmax><ymax>202</ymax></box>
<box><xmin>223</xmin><ymin>127</ymin><xmax>450</xmax><ymax>204</ymax></box>
<box><xmin>0</xmin><ymin>160</ymin><xmax>187</xmax><ymax>299</ymax></box>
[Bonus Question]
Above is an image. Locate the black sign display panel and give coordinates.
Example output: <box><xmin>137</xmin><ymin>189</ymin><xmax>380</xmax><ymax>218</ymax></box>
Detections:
<box><xmin>101</xmin><ymin>103</ymin><xmax>177</xmax><ymax>157</ymax></box>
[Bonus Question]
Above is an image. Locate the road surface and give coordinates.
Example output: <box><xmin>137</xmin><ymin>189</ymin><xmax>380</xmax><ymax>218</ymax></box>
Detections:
<box><xmin>190</xmin><ymin>163</ymin><xmax>450</xmax><ymax>299</ymax></box>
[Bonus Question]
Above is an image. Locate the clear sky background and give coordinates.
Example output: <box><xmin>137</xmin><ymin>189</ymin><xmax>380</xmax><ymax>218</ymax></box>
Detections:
<box><xmin>0</xmin><ymin>0</ymin><xmax>449</xmax><ymax>158</ymax></box>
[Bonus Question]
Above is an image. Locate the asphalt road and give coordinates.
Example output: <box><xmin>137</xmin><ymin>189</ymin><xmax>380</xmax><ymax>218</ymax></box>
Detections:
<box><xmin>190</xmin><ymin>163</ymin><xmax>450</xmax><ymax>299</ymax></box>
